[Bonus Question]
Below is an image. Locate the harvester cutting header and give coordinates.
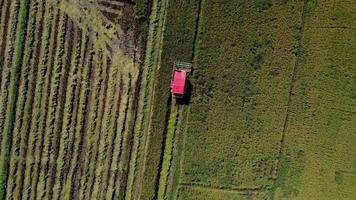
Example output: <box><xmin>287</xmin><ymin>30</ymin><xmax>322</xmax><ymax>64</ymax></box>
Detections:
<box><xmin>170</xmin><ymin>62</ymin><xmax>192</xmax><ymax>98</ymax></box>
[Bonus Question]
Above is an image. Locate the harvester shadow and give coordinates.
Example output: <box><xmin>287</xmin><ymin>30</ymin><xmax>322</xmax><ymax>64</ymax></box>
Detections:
<box><xmin>176</xmin><ymin>81</ymin><xmax>192</xmax><ymax>105</ymax></box>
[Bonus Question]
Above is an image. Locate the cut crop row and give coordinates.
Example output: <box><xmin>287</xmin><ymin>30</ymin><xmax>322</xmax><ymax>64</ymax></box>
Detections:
<box><xmin>157</xmin><ymin>104</ymin><xmax>178</xmax><ymax>200</ymax></box>
<box><xmin>88</xmin><ymin>51</ymin><xmax>115</xmax><ymax>200</ymax></box>
<box><xmin>0</xmin><ymin>0</ymin><xmax>30</xmax><ymax>198</ymax></box>
<box><xmin>0</xmin><ymin>0</ymin><xmax>13</xmax><ymax>83</ymax></box>
<box><xmin>0</xmin><ymin>0</ymin><xmax>21</xmax><ymax>158</ymax></box>
<box><xmin>78</xmin><ymin>46</ymin><xmax>108</xmax><ymax>200</ymax></box>
<box><xmin>51</xmin><ymin>24</ymin><xmax>83</xmax><ymax>200</ymax></box>
<box><xmin>35</xmin><ymin>11</ymin><xmax>70</xmax><ymax>199</ymax></box>
<box><xmin>124</xmin><ymin>4</ymin><xmax>160</xmax><ymax>199</ymax></box>
<box><xmin>105</xmin><ymin>80</ymin><xmax>131</xmax><ymax>200</ymax></box>
<box><xmin>21</xmin><ymin>2</ymin><xmax>61</xmax><ymax>199</ymax></box>
<box><xmin>123</xmin><ymin>0</ymin><xmax>171</xmax><ymax>199</ymax></box>
<box><xmin>5</xmin><ymin>0</ymin><xmax>44</xmax><ymax>199</ymax></box>
<box><xmin>90</xmin><ymin>54</ymin><xmax>133</xmax><ymax>199</ymax></box>
<box><xmin>60</xmin><ymin>28</ymin><xmax>93</xmax><ymax>200</ymax></box>
<box><xmin>112</xmin><ymin>77</ymin><xmax>136</xmax><ymax>200</ymax></box>
<box><xmin>43</xmin><ymin>17</ymin><xmax>76</xmax><ymax>200</ymax></box>
<box><xmin>119</xmin><ymin>71</ymin><xmax>145</xmax><ymax>200</ymax></box>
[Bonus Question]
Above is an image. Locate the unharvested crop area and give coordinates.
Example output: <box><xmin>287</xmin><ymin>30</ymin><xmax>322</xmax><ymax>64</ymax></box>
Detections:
<box><xmin>153</xmin><ymin>0</ymin><xmax>356</xmax><ymax>200</ymax></box>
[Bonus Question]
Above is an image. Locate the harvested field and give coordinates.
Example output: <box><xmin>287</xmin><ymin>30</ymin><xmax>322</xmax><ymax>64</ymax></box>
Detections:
<box><xmin>0</xmin><ymin>0</ymin><xmax>145</xmax><ymax>199</ymax></box>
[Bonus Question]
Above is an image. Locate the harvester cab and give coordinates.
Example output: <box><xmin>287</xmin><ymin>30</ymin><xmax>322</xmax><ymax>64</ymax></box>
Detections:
<box><xmin>170</xmin><ymin>62</ymin><xmax>192</xmax><ymax>98</ymax></box>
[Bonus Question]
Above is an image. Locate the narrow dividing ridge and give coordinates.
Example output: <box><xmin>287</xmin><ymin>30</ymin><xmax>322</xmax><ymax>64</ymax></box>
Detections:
<box><xmin>272</xmin><ymin>0</ymin><xmax>308</xmax><ymax>185</ymax></box>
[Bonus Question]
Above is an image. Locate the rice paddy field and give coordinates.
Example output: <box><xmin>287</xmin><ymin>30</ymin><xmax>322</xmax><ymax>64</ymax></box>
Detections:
<box><xmin>0</xmin><ymin>0</ymin><xmax>355</xmax><ymax>200</ymax></box>
<box><xmin>154</xmin><ymin>0</ymin><xmax>356</xmax><ymax>200</ymax></box>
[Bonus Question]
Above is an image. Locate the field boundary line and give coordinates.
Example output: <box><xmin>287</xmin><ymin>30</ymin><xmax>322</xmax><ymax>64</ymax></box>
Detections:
<box><xmin>179</xmin><ymin>182</ymin><xmax>261</xmax><ymax>193</ymax></box>
<box><xmin>307</xmin><ymin>26</ymin><xmax>356</xmax><ymax>31</ymax></box>
<box><xmin>272</xmin><ymin>0</ymin><xmax>308</xmax><ymax>187</ymax></box>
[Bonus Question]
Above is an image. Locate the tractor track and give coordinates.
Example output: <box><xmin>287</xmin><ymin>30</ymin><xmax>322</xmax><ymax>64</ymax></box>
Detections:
<box><xmin>271</xmin><ymin>0</ymin><xmax>308</xmax><ymax>194</ymax></box>
<box><xmin>156</xmin><ymin>0</ymin><xmax>204</xmax><ymax>199</ymax></box>
<box><xmin>179</xmin><ymin>182</ymin><xmax>262</xmax><ymax>194</ymax></box>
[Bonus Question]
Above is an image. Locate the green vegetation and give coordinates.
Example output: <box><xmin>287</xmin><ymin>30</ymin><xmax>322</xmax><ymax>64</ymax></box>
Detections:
<box><xmin>177</xmin><ymin>186</ymin><xmax>246</xmax><ymax>200</ymax></box>
<box><xmin>273</xmin><ymin>1</ymin><xmax>356</xmax><ymax>199</ymax></box>
<box><xmin>180</xmin><ymin>0</ymin><xmax>305</xmax><ymax>193</ymax></box>
<box><xmin>0</xmin><ymin>0</ymin><xmax>355</xmax><ymax>200</ymax></box>
<box><xmin>123</xmin><ymin>0</ymin><xmax>168</xmax><ymax>198</ymax></box>
<box><xmin>157</xmin><ymin>104</ymin><xmax>178</xmax><ymax>200</ymax></box>
<box><xmin>133</xmin><ymin>0</ymin><xmax>151</xmax><ymax>23</ymax></box>
<box><xmin>135</xmin><ymin>0</ymin><xmax>201</xmax><ymax>199</ymax></box>
<box><xmin>166</xmin><ymin>0</ymin><xmax>356</xmax><ymax>199</ymax></box>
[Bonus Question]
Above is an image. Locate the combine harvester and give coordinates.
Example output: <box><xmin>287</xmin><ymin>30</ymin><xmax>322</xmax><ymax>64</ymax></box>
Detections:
<box><xmin>170</xmin><ymin>62</ymin><xmax>192</xmax><ymax>98</ymax></box>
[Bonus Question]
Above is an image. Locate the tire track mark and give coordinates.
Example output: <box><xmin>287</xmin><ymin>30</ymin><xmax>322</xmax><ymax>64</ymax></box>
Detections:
<box><xmin>271</xmin><ymin>0</ymin><xmax>309</xmax><ymax>193</ymax></box>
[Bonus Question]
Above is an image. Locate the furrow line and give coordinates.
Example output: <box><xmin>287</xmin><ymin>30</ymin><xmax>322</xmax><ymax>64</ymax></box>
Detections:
<box><xmin>77</xmin><ymin>47</ymin><xmax>105</xmax><ymax>200</ymax></box>
<box><xmin>105</xmin><ymin>80</ymin><xmax>130</xmax><ymax>200</ymax></box>
<box><xmin>34</xmin><ymin>12</ymin><xmax>68</xmax><ymax>200</ymax></box>
<box><xmin>22</xmin><ymin>2</ymin><xmax>59</xmax><ymax>199</ymax></box>
<box><xmin>272</xmin><ymin>0</ymin><xmax>308</xmax><ymax>184</ymax></box>
<box><xmin>86</xmin><ymin>48</ymin><xmax>110</xmax><ymax>200</ymax></box>
<box><xmin>0</xmin><ymin>0</ymin><xmax>21</xmax><ymax>157</ymax></box>
<box><xmin>44</xmin><ymin>17</ymin><xmax>74</xmax><ymax>200</ymax></box>
<box><xmin>51</xmin><ymin>24</ymin><xmax>81</xmax><ymax>200</ymax></box>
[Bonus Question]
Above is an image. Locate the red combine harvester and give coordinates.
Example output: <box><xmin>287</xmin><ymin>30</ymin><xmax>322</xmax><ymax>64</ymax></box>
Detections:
<box><xmin>170</xmin><ymin>62</ymin><xmax>192</xmax><ymax>98</ymax></box>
